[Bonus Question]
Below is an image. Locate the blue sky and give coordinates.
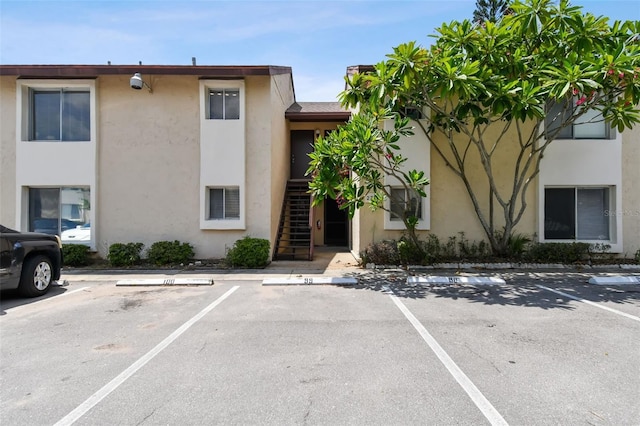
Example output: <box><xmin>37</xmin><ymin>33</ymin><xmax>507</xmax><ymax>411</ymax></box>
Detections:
<box><xmin>1</xmin><ymin>0</ymin><xmax>638</xmax><ymax>101</ymax></box>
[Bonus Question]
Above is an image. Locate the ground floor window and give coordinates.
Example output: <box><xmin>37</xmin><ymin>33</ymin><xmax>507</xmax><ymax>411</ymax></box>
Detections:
<box><xmin>544</xmin><ymin>187</ymin><xmax>610</xmax><ymax>240</ymax></box>
<box><xmin>389</xmin><ymin>187</ymin><xmax>423</xmax><ymax>222</ymax></box>
<box><xmin>28</xmin><ymin>187</ymin><xmax>91</xmax><ymax>244</ymax></box>
<box><xmin>208</xmin><ymin>187</ymin><xmax>240</xmax><ymax>220</ymax></box>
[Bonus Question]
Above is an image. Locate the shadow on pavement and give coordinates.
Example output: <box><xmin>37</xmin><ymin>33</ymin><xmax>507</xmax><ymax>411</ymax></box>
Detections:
<box><xmin>0</xmin><ymin>282</ymin><xmax>70</xmax><ymax>315</ymax></box>
<box><xmin>337</xmin><ymin>269</ymin><xmax>640</xmax><ymax>311</ymax></box>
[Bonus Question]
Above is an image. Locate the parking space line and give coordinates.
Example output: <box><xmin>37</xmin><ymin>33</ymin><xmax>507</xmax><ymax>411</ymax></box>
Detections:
<box><xmin>61</xmin><ymin>286</ymin><xmax>90</xmax><ymax>296</ymax></box>
<box><xmin>388</xmin><ymin>293</ymin><xmax>508</xmax><ymax>426</ymax></box>
<box><xmin>2</xmin><ymin>287</ymin><xmax>90</xmax><ymax>315</ymax></box>
<box><xmin>537</xmin><ymin>285</ymin><xmax>640</xmax><ymax>322</ymax></box>
<box><xmin>54</xmin><ymin>285</ymin><xmax>240</xmax><ymax>426</ymax></box>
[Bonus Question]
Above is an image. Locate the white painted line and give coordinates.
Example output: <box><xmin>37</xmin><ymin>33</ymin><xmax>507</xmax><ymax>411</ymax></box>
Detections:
<box><xmin>408</xmin><ymin>276</ymin><xmax>506</xmax><ymax>285</ymax></box>
<box><xmin>537</xmin><ymin>285</ymin><xmax>640</xmax><ymax>322</ymax></box>
<box><xmin>61</xmin><ymin>286</ymin><xmax>90</xmax><ymax>296</ymax></box>
<box><xmin>588</xmin><ymin>276</ymin><xmax>640</xmax><ymax>285</ymax></box>
<box><xmin>262</xmin><ymin>277</ymin><xmax>357</xmax><ymax>286</ymax></box>
<box><xmin>4</xmin><ymin>287</ymin><xmax>90</xmax><ymax>315</ymax></box>
<box><xmin>388</xmin><ymin>293</ymin><xmax>508</xmax><ymax>426</ymax></box>
<box><xmin>54</xmin><ymin>285</ymin><xmax>239</xmax><ymax>426</ymax></box>
<box><xmin>115</xmin><ymin>278</ymin><xmax>213</xmax><ymax>286</ymax></box>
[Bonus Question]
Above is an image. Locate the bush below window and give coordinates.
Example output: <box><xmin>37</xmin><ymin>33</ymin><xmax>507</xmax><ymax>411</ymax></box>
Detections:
<box><xmin>524</xmin><ymin>242</ymin><xmax>590</xmax><ymax>264</ymax></box>
<box><xmin>226</xmin><ymin>236</ymin><xmax>270</xmax><ymax>268</ymax></box>
<box><xmin>62</xmin><ymin>244</ymin><xmax>90</xmax><ymax>267</ymax></box>
<box><xmin>107</xmin><ymin>243</ymin><xmax>144</xmax><ymax>267</ymax></box>
<box><xmin>360</xmin><ymin>235</ymin><xmax>627</xmax><ymax>266</ymax></box>
<box><xmin>147</xmin><ymin>241</ymin><xmax>194</xmax><ymax>266</ymax></box>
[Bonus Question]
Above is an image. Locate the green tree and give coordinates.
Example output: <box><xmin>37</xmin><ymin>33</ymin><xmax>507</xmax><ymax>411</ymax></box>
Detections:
<box><xmin>311</xmin><ymin>0</ymin><xmax>640</xmax><ymax>256</ymax></box>
<box><xmin>473</xmin><ymin>0</ymin><xmax>510</xmax><ymax>23</ymax></box>
<box><xmin>307</xmin><ymin>106</ymin><xmax>430</xmax><ymax>252</ymax></box>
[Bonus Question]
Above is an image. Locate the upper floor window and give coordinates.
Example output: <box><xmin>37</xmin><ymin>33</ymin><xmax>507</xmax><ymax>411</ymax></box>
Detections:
<box><xmin>545</xmin><ymin>98</ymin><xmax>612</xmax><ymax>140</ymax></box>
<box><xmin>208</xmin><ymin>89</ymin><xmax>239</xmax><ymax>120</ymax></box>
<box><xmin>30</xmin><ymin>89</ymin><xmax>90</xmax><ymax>141</ymax></box>
<box><xmin>400</xmin><ymin>105</ymin><xmax>426</xmax><ymax>120</ymax></box>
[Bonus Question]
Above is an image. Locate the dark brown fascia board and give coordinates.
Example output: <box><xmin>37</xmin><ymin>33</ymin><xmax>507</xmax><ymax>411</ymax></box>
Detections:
<box><xmin>285</xmin><ymin>112</ymin><xmax>351</xmax><ymax>122</ymax></box>
<box><xmin>0</xmin><ymin>64</ymin><xmax>292</xmax><ymax>78</ymax></box>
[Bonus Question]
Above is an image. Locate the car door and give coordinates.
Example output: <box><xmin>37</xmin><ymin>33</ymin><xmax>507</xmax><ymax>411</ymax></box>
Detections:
<box><xmin>0</xmin><ymin>234</ymin><xmax>19</xmax><ymax>290</ymax></box>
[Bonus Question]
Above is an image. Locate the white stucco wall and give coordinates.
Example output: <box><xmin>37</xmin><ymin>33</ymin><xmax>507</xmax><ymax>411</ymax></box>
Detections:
<box><xmin>538</xmin><ymin>137</ymin><xmax>623</xmax><ymax>252</ymax></box>
<box><xmin>199</xmin><ymin>79</ymin><xmax>246</xmax><ymax>230</ymax></box>
<box><xmin>382</xmin><ymin>118</ymin><xmax>431</xmax><ymax>230</ymax></box>
<box><xmin>12</xmin><ymin>79</ymin><xmax>97</xmax><ymax>247</ymax></box>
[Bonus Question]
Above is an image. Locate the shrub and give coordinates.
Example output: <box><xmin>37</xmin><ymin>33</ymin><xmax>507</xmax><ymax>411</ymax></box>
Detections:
<box><xmin>107</xmin><ymin>242</ymin><xmax>144</xmax><ymax>267</ymax></box>
<box><xmin>507</xmin><ymin>233</ymin><xmax>532</xmax><ymax>260</ymax></box>
<box><xmin>397</xmin><ymin>237</ymin><xmax>425</xmax><ymax>265</ymax></box>
<box><xmin>226</xmin><ymin>236</ymin><xmax>270</xmax><ymax>268</ymax></box>
<box><xmin>525</xmin><ymin>242</ymin><xmax>590</xmax><ymax>264</ymax></box>
<box><xmin>147</xmin><ymin>240</ymin><xmax>194</xmax><ymax>266</ymax></box>
<box><xmin>423</xmin><ymin>234</ymin><xmax>443</xmax><ymax>264</ymax></box>
<box><xmin>635</xmin><ymin>249</ymin><xmax>640</xmax><ymax>263</ymax></box>
<box><xmin>360</xmin><ymin>240</ymin><xmax>400</xmax><ymax>266</ymax></box>
<box><xmin>62</xmin><ymin>244</ymin><xmax>90</xmax><ymax>267</ymax></box>
<box><xmin>457</xmin><ymin>232</ymin><xmax>491</xmax><ymax>261</ymax></box>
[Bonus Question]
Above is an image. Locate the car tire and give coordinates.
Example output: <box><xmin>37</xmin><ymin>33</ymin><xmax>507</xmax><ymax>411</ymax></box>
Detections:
<box><xmin>18</xmin><ymin>255</ymin><xmax>53</xmax><ymax>297</ymax></box>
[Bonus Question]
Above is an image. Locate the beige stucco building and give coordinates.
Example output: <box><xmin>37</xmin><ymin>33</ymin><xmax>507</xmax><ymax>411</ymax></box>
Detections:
<box><xmin>1</xmin><ymin>64</ymin><xmax>638</xmax><ymax>261</ymax></box>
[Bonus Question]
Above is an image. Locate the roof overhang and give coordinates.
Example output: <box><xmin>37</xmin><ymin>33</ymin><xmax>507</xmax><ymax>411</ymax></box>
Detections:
<box><xmin>285</xmin><ymin>102</ymin><xmax>351</xmax><ymax>122</ymax></box>
<box><xmin>0</xmin><ymin>64</ymin><xmax>292</xmax><ymax>78</ymax></box>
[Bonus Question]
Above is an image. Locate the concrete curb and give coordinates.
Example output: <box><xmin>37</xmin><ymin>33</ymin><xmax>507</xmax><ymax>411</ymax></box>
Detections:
<box><xmin>262</xmin><ymin>277</ymin><xmax>358</xmax><ymax>286</ymax></box>
<box><xmin>588</xmin><ymin>276</ymin><xmax>640</xmax><ymax>285</ymax></box>
<box><xmin>115</xmin><ymin>278</ymin><xmax>214</xmax><ymax>286</ymax></box>
<box><xmin>408</xmin><ymin>276</ymin><xmax>506</xmax><ymax>285</ymax></box>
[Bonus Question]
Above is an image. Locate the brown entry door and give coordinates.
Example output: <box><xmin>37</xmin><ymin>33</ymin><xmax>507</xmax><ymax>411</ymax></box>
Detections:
<box><xmin>290</xmin><ymin>130</ymin><xmax>315</xmax><ymax>179</ymax></box>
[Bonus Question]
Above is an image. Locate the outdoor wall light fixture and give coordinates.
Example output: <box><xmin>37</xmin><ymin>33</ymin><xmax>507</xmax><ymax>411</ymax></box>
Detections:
<box><xmin>130</xmin><ymin>73</ymin><xmax>152</xmax><ymax>92</ymax></box>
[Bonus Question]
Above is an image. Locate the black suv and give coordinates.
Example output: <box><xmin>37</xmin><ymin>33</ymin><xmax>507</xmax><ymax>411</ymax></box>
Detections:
<box><xmin>0</xmin><ymin>225</ymin><xmax>63</xmax><ymax>297</ymax></box>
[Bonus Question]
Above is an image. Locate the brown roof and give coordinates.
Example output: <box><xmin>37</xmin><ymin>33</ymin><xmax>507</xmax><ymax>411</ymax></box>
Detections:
<box><xmin>0</xmin><ymin>64</ymin><xmax>292</xmax><ymax>78</ymax></box>
<box><xmin>285</xmin><ymin>102</ymin><xmax>351</xmax><ymax>122</ymax></box>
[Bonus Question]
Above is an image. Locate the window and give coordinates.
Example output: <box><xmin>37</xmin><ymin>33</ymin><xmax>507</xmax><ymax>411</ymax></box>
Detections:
<box><xmin>28</xmin><ymin>187</ymin><xmax>91</xmax><ymax>243</ymax></box>
<box><xmin>544</xmin><ymin>187</ymin><xmax>610</xmax><ymax>240</ymax></box>
<box><xmin>208</xmin><ymin>89</ymin><xmax>239</xmax><ymax>120</ymax></box>
<box><xmin>29</xmin><ymin>89</ymin><xmax>90</xmax><ymax>141</ymax></box>
<box><xmin>545</xmin><ymin>98</ymin><xmax>611</xmax><ymax>140</ymax></box>
<box><xmin>208</xmin><ymin>187</ymin><xmax>240</xmax><ymax>219</ymax></box>
<box><xmin>390</xmin><ymin>187</ymin><xmax>422</xmax><ymax>221</ymax></box>
<box><xmin>400</xmin><ymin>106</ymin><xmax>425</xmax><ymax>120</ymax></box>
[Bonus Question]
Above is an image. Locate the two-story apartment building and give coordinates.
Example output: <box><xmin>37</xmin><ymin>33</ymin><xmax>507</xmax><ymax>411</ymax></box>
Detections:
<box><xmin>1</xmin><ymin>64</ymin><xmax>638</xmax><ymax>261</ymax></box>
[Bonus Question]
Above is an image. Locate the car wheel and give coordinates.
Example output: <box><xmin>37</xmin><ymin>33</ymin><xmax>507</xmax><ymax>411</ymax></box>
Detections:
<box><xmin>18</xmin><ymin>255</ymin><xmax>53</xmax><ymax>297</ymax></box>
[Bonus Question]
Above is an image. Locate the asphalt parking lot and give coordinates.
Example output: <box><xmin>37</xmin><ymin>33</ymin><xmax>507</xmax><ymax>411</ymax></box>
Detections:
<box><xmin>1</xmin><ymin>271</ymin><xmax>639</xmax><ymax>426</ymax></box>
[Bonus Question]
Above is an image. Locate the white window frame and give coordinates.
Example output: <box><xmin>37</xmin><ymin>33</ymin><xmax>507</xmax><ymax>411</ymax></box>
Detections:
<box><xmin>17</xmin><ymin>79</ymin><xmax>97</xmax><ymax>143</ymax></box>
<box><xmin>207</xmin><ymin>186</ymin><xmax>240</xmax><ymax>220</ymax></box>
<box><xmin>545</xmin><ymin>97</ymin><xmax>615</xmax><ymax>140</ymax></box>
<box><xmin>543</xmin><ymin>185</ymin><xmax>615</xmax><ymax>243</ymax></box>
<box><xmin>207</xmin><ymin>88</ymin><xmax>240</xmax><ymax>120</ymax></box>
<box><xmin>202</xmin><ymin>185</ymin><xmax>245</xmax><ymax>230</ymax></box>
<box><xmin>384</xmin><ymin>186</ymin><xmax>428</xmax><ymax>230</ymax></box>
<box><xmin>23</xmin><ymin>185</ymin><xmax>93</xmax><ymax>247</ymax></box>
<box><xmin>389</xmin><ymin>187</ymin><xmax>423</xmax><ymax>222</ymax></box>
